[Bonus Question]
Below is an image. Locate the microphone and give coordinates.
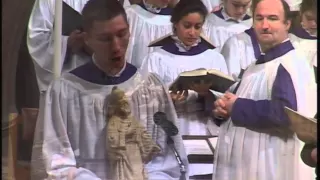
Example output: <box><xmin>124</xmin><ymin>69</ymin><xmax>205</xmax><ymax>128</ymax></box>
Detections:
<box><xmin>153</xmin><ymin>112</ymin><xmax>186</xmax><ymax>180</ymax></box>
<box><xmin>153</xmin><ymin>112</ymin><xmax>179</xmax><ymax>136</ymax></box>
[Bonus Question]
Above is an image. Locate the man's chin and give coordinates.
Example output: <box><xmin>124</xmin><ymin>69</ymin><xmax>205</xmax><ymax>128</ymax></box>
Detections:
<box><xmin>112</xmin><ymin>58</ymin><xmax>125</xmax><ymax>68</ymax></box>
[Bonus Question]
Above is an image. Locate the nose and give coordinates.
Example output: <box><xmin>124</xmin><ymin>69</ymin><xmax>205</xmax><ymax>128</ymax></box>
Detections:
<box><xmin>111</xmin><ymin>37</ymin><xmax>121</xmax><ymax>53</ymax></box>
<box><xmin>236</xmin><ymin>7</ymin><xmax>245</xmax><ymax>16</ymax></box>
<box><xmin>261</xmin><ymin>19</ymin><xmax>270</xmax><ymax>29</ymax></box>
<box><xmin>188</xmin><ymin>27</ymin><xmax>196</xmax><ymax>36</ymax></box>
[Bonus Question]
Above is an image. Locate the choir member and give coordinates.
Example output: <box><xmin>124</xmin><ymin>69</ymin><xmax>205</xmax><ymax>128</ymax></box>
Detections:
<box><xmin>30</xmin><ymin>0</ymin><xmax>188</xmax><ymax>179</ymax></box>
<box><xmin>27</xmin><ymin>0</ymin><xmax>92</xmax><ymax>93</ymax></box>
<box><xmin>125</xmin><ymin>0</ymin><xmax>174</xmax><ymax>68</ymax></box>
<box><xmin>289</xmin><ymin>0</ymin><xmax>317</xmax><ymax>67</ymax></box>
<box><xmin>212</xmin><ymin>0</ymin><xmax>317</xmax><ymax>179</ymax></box>
<box><xmin>203</xmin><ymin>0</ymin><xmax>252</xmax><ymax>51</ymax></box>
<box><xmin>141</xmin><ymin>0</ymin><xmax>227</xmax><ymax>137</ymax></box>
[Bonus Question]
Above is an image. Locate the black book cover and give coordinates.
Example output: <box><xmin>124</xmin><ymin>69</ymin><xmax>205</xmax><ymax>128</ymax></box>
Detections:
<box><xmin>61</xmin><ymin>2</ymin><xmax>83</xmax><ymax>36</ymax></box>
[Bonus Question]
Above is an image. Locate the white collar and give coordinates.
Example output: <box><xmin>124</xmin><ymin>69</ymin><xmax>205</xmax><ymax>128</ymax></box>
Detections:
<box><xmin>143</xmin><ymin>0</ymin><xmax>165</xmax><ymax>14</ymax></box>
<box><xmin>259</xmin><ymin>38</ymin><xmax>290</xmax><ymax>55</ymax></box>
<box><xmin>92</xmin><ymin>54</ymin><xmax>126</xmax><ymax>77</ymax></box>
<box><xmin>171</xmin><ymin>35</ymin><xmax>201</xmax><ymax>52</ymax></box>
<box><xmin>221</xmin><ymin>7</ymin><xmax>248</xmax><ymax>23</ymax></box>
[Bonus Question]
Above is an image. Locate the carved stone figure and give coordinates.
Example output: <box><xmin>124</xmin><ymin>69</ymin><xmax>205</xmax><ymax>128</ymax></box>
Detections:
<box><xmin>106</xmin><ymin>86</ymin><xmax>161</xmax><ymax>180</ymax></box>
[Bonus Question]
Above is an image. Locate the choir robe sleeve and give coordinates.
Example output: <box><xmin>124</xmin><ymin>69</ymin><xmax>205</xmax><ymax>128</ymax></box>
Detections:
<box><xmin>31</xmin><ymin>80</ymin><xmax>101</xmax><ymax>180</ymax></box>
<box><xmin>230</xmin><ymin>64</ymin><xmax>298</xmax><ymax>129</ymax></box>
<box><xmin>27</xmin><ymin>0</ymin><xmax>69</xmax><ymax>92</ymax></box>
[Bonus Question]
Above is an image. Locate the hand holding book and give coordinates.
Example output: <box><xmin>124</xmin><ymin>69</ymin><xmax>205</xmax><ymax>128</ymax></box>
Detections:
<box><xmin>170</xmin><ymin>90</ymin><xmax>188</xmax><ymax>103</ymax></box>
<box><xmin>169</xmin><ymin>68</ymin><xmax>235</xmax><ymax>93</ymax></box>
<box><xmin>189</xmin><ymin>83</ymin><xmax>212</xmax><ymax>96</ymax></box>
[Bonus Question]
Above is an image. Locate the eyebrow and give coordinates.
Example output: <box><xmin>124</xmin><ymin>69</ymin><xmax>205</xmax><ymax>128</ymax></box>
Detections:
<box><xmin>255</xmin><ymin>14</ymin><xmax>279</xmax><ymax>17</ymax></box>
<box><xmin>232</xmin><ymin>1</ymin><xmax>251</xmax><ymax>6</ymax></box>
<box><xmin>96</xmin><ymin>27</ymin><xmax>128</xmax><ymax>37</ymax></box>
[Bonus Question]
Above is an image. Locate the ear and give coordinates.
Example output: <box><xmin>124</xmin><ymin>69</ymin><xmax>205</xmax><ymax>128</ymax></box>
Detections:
<box><xmin>284</xmin><ymin>19</ymin><xmax>292</xmax><ymax>31</ymax></box>
<box><xmin>174</xmin><ymin>23</ymin><xmax>178</xmax><ymax>30</ymax></box>
<box><xmin>83</xmin><ymin>32</ymin><xmax>90</xmax><ymax>46</ymax></box>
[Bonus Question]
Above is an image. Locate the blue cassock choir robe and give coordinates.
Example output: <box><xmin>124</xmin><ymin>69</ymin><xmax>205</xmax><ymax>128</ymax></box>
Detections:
<box><xmin>141</xmin><ymin>35</ymin><xmax>228</xmax><ymax>137</ymax></box>
<box><xmin>31</xmin><ymin>60</ymin><xmax>189</xmax><ymax>179</ymax></box>
<box><xmin>212</xmin><ymin>40</ymin><xmax>317</xmax><ymax>180</ymax></box>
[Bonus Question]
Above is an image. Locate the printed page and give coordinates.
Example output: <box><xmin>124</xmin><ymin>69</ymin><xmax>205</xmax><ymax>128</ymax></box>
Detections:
<box><xmin>183</xmin><ymin>139</ymin><xmax>213</xmax><ymax>155</ymax></box>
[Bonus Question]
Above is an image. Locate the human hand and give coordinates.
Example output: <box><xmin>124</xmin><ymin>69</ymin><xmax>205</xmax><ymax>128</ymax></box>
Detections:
<box><xmin>212</xmin><ymin>91</ymin><xmax>238</xmax><ymax>119</ymax></box>
<box><xmin>222</xmin><ymin>92</ymin><xmax>238</xmax><ymax>113</ymax></box>
<box><xmin>170</xmin><ymin>90</ymin><xmax>188</xmax><ymax>103</ymax></box>
<box><xmin>67</xmin><ymin>29</ymin><xmax>85</xmax><ymax>54</ymax></box>
<box><xmin>189</xmin><ymin>83</ymin><xmax>211</xmax><ymax>97</ymax></box>
<box><xmin>213</xmin><ymin>95</ymin><xmax>229</xmax><ymax>119</ymax></box>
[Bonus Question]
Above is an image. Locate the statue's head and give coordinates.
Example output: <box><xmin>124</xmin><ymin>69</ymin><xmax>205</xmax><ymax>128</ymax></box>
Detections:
<box><xmin>107</xmin><ymin>86</ymin><xmax>131</xmax><ymax>117</ymax></box>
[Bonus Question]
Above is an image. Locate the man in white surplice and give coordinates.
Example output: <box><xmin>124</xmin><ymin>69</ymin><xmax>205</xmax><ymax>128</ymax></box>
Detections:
<box><xmin>125</xmin><ymin>0</ymin><xmax>174</xmax><ymax>68</ymax></box>
<box><xmin>31</xmin><ymin>0</ymin><xmax>188</xmax><ymax>179</ymax></box>
<box><xmin>222</xmin><ymin>0</ymin><xmax>317</xmax><ymax>79</ymax></box>
<box><xmin>211</xmin><ymin>0</ymin><xmax>317</xmax><ymax>179</ymax></box>
<box><xmin>27</xmin><ymin>0</ymin><xmax>133</xmax><ymax>93</ymax></box>
<box><xmin>203</xmin><ymin>0</ymin><xmax>252</xmax><ymax>52</ymax></box>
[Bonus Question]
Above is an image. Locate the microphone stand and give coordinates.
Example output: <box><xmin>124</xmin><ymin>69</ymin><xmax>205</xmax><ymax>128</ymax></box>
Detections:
<box><xmin>167</xmin><ymin>136</ymin><xmax>186</xmax><ymax>180</ymax></box>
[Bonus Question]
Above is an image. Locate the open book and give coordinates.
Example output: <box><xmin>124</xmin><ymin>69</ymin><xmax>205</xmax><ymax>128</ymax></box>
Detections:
<box><xmin>169</xmin><ymin>68</ymin><xmax>235</xmax><ymax>93</ymax></box>
<box><xmin>61</xmin><ymin>2</ymin><xmax>83</xmax><ymax>36</ymax></box>
<box><xmin>284</xmin><ymin>107</ymin><xmax>317</xmax><ymax>144</ymax></box>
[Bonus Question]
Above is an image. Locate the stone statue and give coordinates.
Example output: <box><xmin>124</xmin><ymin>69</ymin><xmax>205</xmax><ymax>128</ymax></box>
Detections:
<box><xmin>106</xmin><ymin>86</ymin><xmax>161</xmax><ymax>180</ymax></box>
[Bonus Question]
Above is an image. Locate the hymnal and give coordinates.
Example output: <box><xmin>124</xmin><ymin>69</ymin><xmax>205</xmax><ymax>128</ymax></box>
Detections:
<box><xmin>284</xmin><ymin>107</ymin><xmax>317</xmax><ymax>143</ymax></box>
<box><xmin>61</xmin><ymin>2</ymin><xmax>83</xmax><ymax>36</ymax></box>
<box><xmin>169</xmin><ymin>68</ymin><xmax>235</xmax><ymax>93</ymax></box>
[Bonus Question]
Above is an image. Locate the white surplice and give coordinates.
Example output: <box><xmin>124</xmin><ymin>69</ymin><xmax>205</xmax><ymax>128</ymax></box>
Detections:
<box><xmin>123</xmin><ymin>0</ymin><xmax>131</xmax><ymax>9</ymax></box>
<box><xmin>125</xmin><ymin>4</ymin><xmax>172</xmax><ymax>68</ymax></box>
<box><xmin>285</xmin><ymin>0</ymin><xmax>302</xmax><ymax>11</ymax></box>
<box><xmin>213</xmin><ymin>47</ymin><xmax>317</xmax><ymax>180</ymax></box>
<box><xmin>31</xmin><ymin>63</ymin><xmax>189</xmax><ymax>179</ymax></box>
<box><xmin>27</xmin><ymin>0</ymin><xmax>91</xmax><ymax>92</ymax></box>
<box><xmin>140</xmin><ymin>41</ymin><xmax>228</xmax><ymax>137</ymax></box>
<box><xmin>140</xmin><ymin>38</ymin><xmax>227</xmax><ymax>176</ymax></box>
<box><xmin>289</xmin><ymin>33</ymin><xmax>317</xmax><ymax>68</ymax></box>
<box><xmin>201</xmin><ymin>0</ymin><xmax>221</xmax><ymax>12</ymax></box>
<box><xmin>220</xmin><ymin>28</ymin><xmax>257</xmax><ymax>78</ymax></box>
<box><xmin>203</xmin><ymin>8</ymin><xmax>252</xmax><ymax>52</ymax></box>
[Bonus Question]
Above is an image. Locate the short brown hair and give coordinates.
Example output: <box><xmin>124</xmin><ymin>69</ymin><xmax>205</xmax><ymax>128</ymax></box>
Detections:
<box><xmin>300</xmin><ymin>0</ymin><xmax>317</xmax><ymax>14</ymax></box>
<box><xmin>251</xmin><ymin>0</ymin><xmax>291</xmax><ymax>21</ymax></box>
<box><xmin>82</xmin><ymin>0</ymin><xmax>127</xmax><ymax>32</ymax></box>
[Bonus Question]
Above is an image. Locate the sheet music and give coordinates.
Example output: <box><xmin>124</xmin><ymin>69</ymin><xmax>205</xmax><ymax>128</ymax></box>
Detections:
<box><xmin>183</xmin><ymin>140</ymin><xmax>213</xmax><ymax>155</ymax></box>
<box><xmin>188</xmin><ymin>163</ymin><xmax>214</xmax><ymax>176</ymax></box>
<box><xmin>208</xmin><ymin>137</ymin><xmax>218</xmax><ymax>149</ymax></box>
